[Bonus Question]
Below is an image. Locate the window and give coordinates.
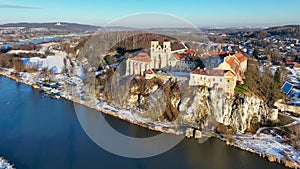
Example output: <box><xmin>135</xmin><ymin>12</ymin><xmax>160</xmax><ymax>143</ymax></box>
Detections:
<box><xmin>213</xmin><ymin>78</ymin><xmax>215</xmax><ymax>81</ymax></box>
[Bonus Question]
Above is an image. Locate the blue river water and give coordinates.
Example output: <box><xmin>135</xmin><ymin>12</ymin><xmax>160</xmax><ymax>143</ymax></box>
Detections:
<box><xmin>0</xmin><ymin>76</ymin><xmax>288</xmax><ymax>169</ymax></box>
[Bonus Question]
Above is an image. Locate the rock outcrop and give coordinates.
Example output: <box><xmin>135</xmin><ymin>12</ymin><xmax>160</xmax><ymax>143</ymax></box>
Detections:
<box><xmin>99</xmin><ymin>73</ymin><xmax>273</xmax><ymax>134</ymax></box>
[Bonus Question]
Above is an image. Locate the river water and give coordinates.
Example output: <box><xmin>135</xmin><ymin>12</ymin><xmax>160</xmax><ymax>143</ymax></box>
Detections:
<box><xmin>0</xmin><ymin>76</ymin><xmax>288</xmax><ymax>169</ymax></box>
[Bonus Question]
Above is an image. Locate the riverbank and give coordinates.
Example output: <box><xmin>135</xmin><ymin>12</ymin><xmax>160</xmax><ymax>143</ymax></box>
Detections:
<box><xmin>0</xmin><ymin>157</ymin><xmax>14</xmax><ymax>169</ymax></box>
<box><xmin>223</xmin><ymin>134</ymin><xmax>300</xmax><ymax>169</ymax></box>
<box><xmin>0</xmin><ymin>70</ymin><xmax>299</xmax><ymax>169</ymax></box>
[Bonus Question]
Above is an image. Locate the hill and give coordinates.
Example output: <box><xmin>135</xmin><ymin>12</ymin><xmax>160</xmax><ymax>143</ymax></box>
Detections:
<box><xmin>266</xmin><ymin>25</ymin><xmax>300</xmax><ymax>38</ymax></box>
<box><xmin>0</xmin><ymin>22</ymin><xmax>102</xmax><ymax>32</ymax></box>
<box><xmin>78</xmin><ymin>31</ymin><xmax>180</xmax><ymax>68</ymax></box>
<box><xmin>249</xmin><ymin>25</ymin><xmax>300</xmax><ymax>39</ymax></box>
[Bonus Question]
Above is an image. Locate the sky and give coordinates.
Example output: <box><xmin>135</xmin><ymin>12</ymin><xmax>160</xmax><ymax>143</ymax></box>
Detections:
<box><xmin>0</xmin><ymin>0</ymin><xmax>299</xmax><ymax>27</ymax></box>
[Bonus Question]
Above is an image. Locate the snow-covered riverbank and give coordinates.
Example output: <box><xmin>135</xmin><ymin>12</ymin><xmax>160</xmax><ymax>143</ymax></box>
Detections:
<box><xmin>223</xmin><ymin>119</ymin><xmax>300</xmax><ymax>169</ymax></box>
<box><xmin>0</xmin><ymin>157</ymin><xmax>14</xmax><ymax>169</ymax></box>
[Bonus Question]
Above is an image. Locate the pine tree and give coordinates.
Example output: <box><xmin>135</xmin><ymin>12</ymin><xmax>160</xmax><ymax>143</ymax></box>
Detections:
<box><xmin>274</xmin><ymin>67</ymin><xmax>281</xmax><ymax>83</ymax></box>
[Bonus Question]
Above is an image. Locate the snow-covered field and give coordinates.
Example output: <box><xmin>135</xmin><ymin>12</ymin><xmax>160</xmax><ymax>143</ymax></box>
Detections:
<box><xmin>7</xmin><ymin>50</ymin><xmax>44</xmax><ymax>55</ymax></box>
<box><xmin>231</xmin><ymin>132</ymin><xmax>300</xmax><ymax>168</ymax></box>
<box><xmin>225</xmin><ymin>114</ymin><xmax>300</xmax><ymax>168</ymax></box>
<box><xmin>20</xmin><ymin>48</ymin><xmax>66</xmax><ymax>74</ymax></box>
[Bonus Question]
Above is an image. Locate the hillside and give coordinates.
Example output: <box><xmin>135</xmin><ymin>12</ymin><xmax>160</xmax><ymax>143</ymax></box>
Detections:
<box><xmin>0</xmin><ymin>22</ymin><xmax>102</xmax><ymax>32</ymax></box>
<box><xmin>250</xmin><ymin>25</ymin><xmax>300</xmax><ymax>39</ymax></box>
<box><xmin>266</xmin><ymin>25</ymin><xmax>300</xmax><ymax>38</ymax></box>
<box><xmin>78</xmin><ymin>31</ymin><xmax>180</xmax><ymax>67</ymax></box>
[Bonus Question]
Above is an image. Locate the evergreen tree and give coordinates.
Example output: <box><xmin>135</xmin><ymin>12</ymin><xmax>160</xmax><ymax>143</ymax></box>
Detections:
<box><xmin>274</xmin><ymin>67</ymin><xmax>281</xmax><ymax>83</ymax></box>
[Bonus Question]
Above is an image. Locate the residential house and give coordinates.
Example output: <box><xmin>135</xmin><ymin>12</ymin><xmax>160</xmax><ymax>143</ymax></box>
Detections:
<box><xmin>190</xmin><ymin>53</ymin><xmax>248</xmax><ymax>94</ymax></box>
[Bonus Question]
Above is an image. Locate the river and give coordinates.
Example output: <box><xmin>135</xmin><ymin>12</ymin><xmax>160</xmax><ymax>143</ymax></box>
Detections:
<box><xmin>0</xmin><ymin>76</ymin><xmax>288</xmax><ymax>169</ymax></box>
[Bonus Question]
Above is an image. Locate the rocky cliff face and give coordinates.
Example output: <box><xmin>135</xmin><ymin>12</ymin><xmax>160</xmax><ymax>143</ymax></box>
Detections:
<box><xmin>210</xmin><ymin>91</ymin><xmax>270</xmax><ymax>134</ymax></box>
<box><xmin>107</xmin><ymin>75</ymin><xmax>181</xmax><ymax>122</ymax></box>
<box><xmin>100</xmin><ymin>73</ymin><xmax>272</xmax><ymax>134</ymax></box>
<box><xmin>179</xmin><ymin>85</ymin><xmax>271</xmax><ymax>134</ymax></box>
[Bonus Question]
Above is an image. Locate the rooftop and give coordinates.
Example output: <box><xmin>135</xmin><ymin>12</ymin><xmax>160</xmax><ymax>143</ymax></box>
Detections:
<box><xmin>172</xmin><ymin>51</ymin><xmax>199</xmax><ymax>61</ymax></box>
<box><xmin>235</xmin><ymin>53</ymin><xmax>248</xmax><ymax>63</ymax></box>
<box><xmin>129</xmin><ymin>52</ymin><xmax>151</xmax><ymax>62</ymax></box>
<box><xmin>191</xmin><ymin>68</ymin><xmax>225</xmax><ymax>76</ymax></box>
<box><xmin>225</xmin><ymin>56</ymin><xmax>240</xmax><ymax>74</ymax></box>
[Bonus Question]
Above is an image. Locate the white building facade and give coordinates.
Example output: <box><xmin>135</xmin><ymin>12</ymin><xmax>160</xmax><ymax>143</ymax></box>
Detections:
<box><xmin>126</xmin><ymin>40</ymin><xmax>200</xmax><ymax>76</ymax></box>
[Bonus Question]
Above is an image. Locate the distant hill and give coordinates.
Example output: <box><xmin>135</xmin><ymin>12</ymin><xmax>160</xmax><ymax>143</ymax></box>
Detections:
<box><xmin>249</xmin><ymin>25</ymin><xmax>300</xmax><ymax>39</ymax></box>
<box><xmin>266</xmin><ymin>25</ymin><xmax>300</xmax><ymax>38</ymax></box>
<box><xmin>0</xmin><ymin>22</ymin><xmax>102</xmax><ymax>32</ymax></box>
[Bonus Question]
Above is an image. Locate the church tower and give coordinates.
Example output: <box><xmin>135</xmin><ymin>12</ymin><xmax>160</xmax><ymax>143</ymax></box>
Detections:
<box><xmin>162</xmin><ymin>41</ymin><xmax>171</xmax><ymax>67</ymax></box>
<box><xmin>150</xmin><ymin>40</ymin><xmax>171</xmax><ymax>69</ymax></box>
<box><xmin>151</xmin><ymin>41</ymin><xmax>159</xmax><ymax>52</ymax></box>
<box><xmin>163</xmin><ymin>41</ymin><xmax>171</xmax><ymax>53</ymax></box>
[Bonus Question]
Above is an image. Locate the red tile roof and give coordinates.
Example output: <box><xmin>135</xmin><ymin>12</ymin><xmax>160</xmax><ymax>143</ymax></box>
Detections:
<box><xmin>226</xmin><ymin>57</ymin><xmax>240</xmax><ymax>74</ymax></box>
<box><xmin>145</xmin><ymin>69</ymin><xmax>154</xmax><ymax>74</ymax></box>
<box><xmin>235</xmin><ymin>53</ymin><xmax>248</xmax><ymax>63</ymax></box>
<box><xmin>172</xmin><ymin>52</ymin><xmax>190</xmax><ymax>61</ymax></box>
<box><xmin>191</xmin><ymin>68</ymin><xmax>225</xmax><ymax>76</ymax></box>
<box><xmin>172</xmin><ymin>50</ymin><xmax>199</xmax><ymax>61</ymax></box>
<box><xmin>186</xmin><ymin>49</ymin><xmax>196</xmax><ymax>55</ymax></box>
<box><xmin>172</xmin><ymin>53</ymin><xmax>184</xmax><ymax>60</ymax></box>
<box><xmin>129</xmin><ymin>52</ymin><xmax>151</xmax><ymax>62</ymax></box>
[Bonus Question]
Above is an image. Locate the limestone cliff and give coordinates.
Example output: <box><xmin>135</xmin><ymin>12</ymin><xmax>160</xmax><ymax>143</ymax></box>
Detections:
<box><xmin>99</xmin><ymin>73</ymin><xmax>273</xmax><ymax>134</ymax></box>
<box><xmin>179</xmin><ymin>85</ymin><xmax>271</xmax><ymax>134</ymax></box>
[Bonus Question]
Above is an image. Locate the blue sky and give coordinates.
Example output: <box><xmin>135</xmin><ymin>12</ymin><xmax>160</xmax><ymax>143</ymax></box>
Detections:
<box><xmin>0</xmin><ymin>0</ymin><xmax>299</xmax><ymax>27</ymax></box>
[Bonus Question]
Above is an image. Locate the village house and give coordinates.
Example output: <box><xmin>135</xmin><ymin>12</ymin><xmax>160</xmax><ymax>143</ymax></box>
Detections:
<box><xmin>189</xmin><ymin>68</ymin><xmax>237</xmax><ymax>94</ymax></box>
<box><xmin>189</xmin><ymin>53</ymin><xmax>248</xmax><ymax>94</ymax></box>
<box><xmin>281</xmin><ymin>81</ymin><xmax>300</xmax><ymax>99</ymax></box>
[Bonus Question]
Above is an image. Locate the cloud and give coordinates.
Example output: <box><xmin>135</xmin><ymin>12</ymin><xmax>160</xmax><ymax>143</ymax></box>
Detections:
<box><xmin>0</xmin><ymin>3</ymin><xmax>42</xmax><ymax>9</ymax></box>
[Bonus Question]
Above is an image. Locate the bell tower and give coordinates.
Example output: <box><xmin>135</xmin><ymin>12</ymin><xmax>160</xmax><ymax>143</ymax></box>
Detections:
<box><xmin>151</xmin><ymin>41</ymin><xmax>159</xmax><ymax>51</ymax></box>
<box><xmin>163</xmin><ymin>41</ymin><xmax>171</xmax><ymax>53</ymax></box>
